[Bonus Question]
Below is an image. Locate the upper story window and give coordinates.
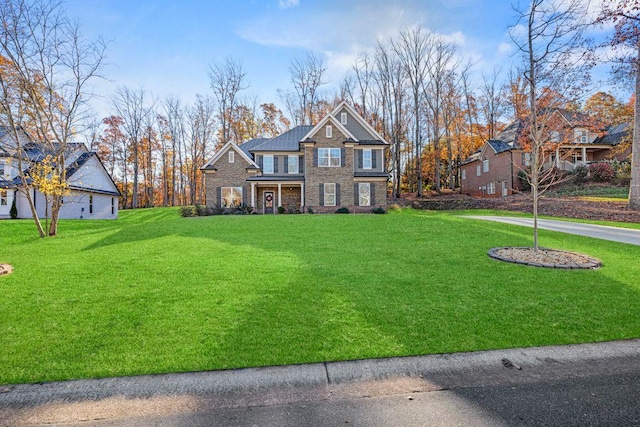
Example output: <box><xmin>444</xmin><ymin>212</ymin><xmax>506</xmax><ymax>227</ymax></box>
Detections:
<box><xmin>326</xmin><ymin>125</ymin><xmax>333</xmax><ymax>138</ymax></box>
<box><xmin>522</xmin><ymin>152</ymin><xmax>532</xmax><ymax>166</ymax></box>
<box><xmin>482</xmin><ymin>158</ymin><xmax>489</xmax><ymax>173</ymax></box>
<box><xmin>461</xmin><ymin>169</ymin><xmax>466</xmax><ymax>180</ymax></box>
<box><xmin>228</xmin><ymin>151</ymin><xmax>234</xmax><ymax>163</ymax></box>
<box><xmin>341</xmin><ymin>112</ymin><xmax>347</xmax><ymax>125</ymax></box>
<box><xmin>574</xmin><ymin>128</ymin><xmax>588</xmax><ymax>144</ymax></box>
<box><xmin>288</xmin><ymin>155</ymin><xmax>299</xmax><ymax>174</ymax></box>
<box><xmin>550</xmin><ymin>131</ymin><xmax>560</xmax><ymax>142</ymax></box>
<box><xmin>476</xmin><ymin>164</ymin><xmax>481</xmax><ymax>176</ymax></box>
<box><xmin>263</xmin><ymin>155</ymin><xmax>274</xmax><ymax>174</ymax></box>
<box><xmin>319</xmin><ymin>148</ymin><xmax>340</xmax><ymax>167</ymax></box>
<box><xmin>363</xmin><ymin>149</ymin><xmax>372</xmax><ymax>169</ymax></box>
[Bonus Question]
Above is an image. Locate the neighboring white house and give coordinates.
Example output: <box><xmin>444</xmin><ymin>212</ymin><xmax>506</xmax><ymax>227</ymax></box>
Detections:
<box><xmin>0</xmin><ymin>126</ymin><xmax>120</xmax><ymax>220</ymax></box>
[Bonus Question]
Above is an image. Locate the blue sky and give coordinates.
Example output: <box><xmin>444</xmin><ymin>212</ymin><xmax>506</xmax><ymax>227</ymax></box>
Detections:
<box><xmin>64</xmin><ymin>0</ymin><xmax>623</xmax><ymax>118</ymax></box>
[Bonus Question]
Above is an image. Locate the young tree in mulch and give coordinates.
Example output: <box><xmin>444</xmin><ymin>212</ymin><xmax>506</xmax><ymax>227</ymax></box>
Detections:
<box><xmin>509</xmin><ymin>0</ymin><xmax>593</xmax><ymax>251</ymax></box>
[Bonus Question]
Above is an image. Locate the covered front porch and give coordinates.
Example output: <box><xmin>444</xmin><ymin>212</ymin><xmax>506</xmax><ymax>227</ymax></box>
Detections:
<box><xmin>543</xmin><ymin>145</ymin><xmax>613</xmax><ymax>172</ymax></box>
<box><xmin>247</xmin><ymin>178</ymin><xmax>305</xmax><ymax>214</ymax></box>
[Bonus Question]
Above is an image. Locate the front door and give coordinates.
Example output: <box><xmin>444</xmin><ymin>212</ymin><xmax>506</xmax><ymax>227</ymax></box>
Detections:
<box><xmin>264</xmin><ymin>191</ymin><xmax>274</xmax><ymax>214</ymax></box>
<box><xmin>502</xmin><ymin>181</ymin><xmax>508</xmax><ymax>197</ymax></box>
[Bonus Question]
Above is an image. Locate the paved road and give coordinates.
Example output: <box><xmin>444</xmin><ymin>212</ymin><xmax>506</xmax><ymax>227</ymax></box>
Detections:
<box><xmin>1</xmin><ymin>339</ymin><xmax>640</xmax><ymax>426</ymax></box>
<box><xmin>464</xmin><ymin>216</ymin><xmax>640</xmax><ymax>246</ymax></box>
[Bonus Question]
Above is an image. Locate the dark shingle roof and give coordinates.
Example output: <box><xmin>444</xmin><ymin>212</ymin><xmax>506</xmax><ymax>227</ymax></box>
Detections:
<box><xmin>357</xmin><ymin>140</ymin><xmax>387</xmax><ymax>145</ymax></box>
<box><xmin>238</xmin><ymin>138</ymin><xmax>269</xmax><ymax>157</ymax></box>
<box><xmin>65</xmin><ymin>152</ymin><xmax>93</xmax><ymax>179</ymax></box>
<box><xmin>593</xmin><ymin>123</ymin><xmax>631</xmax><ymax>146</ymax></box>
<box><xmin>354</xmin><ymin>171</ymin><xmax>390</xmax><ymax>178</ymax></box>
<box><xmin>487</xmin><ymin>139</ymin><xmax>512</xmax><ymax>154</ymax></box>
<box><xmin>251</xmin><ymin>126</ymin><xmax>314</xmax><ymax>152</ymax></box>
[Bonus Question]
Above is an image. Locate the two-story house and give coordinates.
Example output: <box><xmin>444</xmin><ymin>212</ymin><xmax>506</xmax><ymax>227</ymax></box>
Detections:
<box><xmin>201</xmin><ymin>101</ymin><xmax>389</xmax><ymax>213</ymax></box>
<box><xmin>0</xmin><ymin>126</ymin><xmax>120</xmax><ymax>219</ymax></box>
<box><xmin>460</xmin><ymin>109</ymin><xmax>626</xmax><ymax>198</ymax></box>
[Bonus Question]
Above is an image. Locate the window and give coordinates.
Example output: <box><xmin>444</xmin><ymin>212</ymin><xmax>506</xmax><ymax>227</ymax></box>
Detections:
<box><xmin>574</xmin><ymin>129</ymin><xmax>588</xmax><ymax>144</ymax></box>
<box><xmin>462</xmin><ymin>169</ymin><xmax>466</xmax><ymax>180</ymax></box>
<box><xmin>341</xmin><ymin>112</ymin><xmax>347</xmax><ymax>125</ymax></box>
<box><xmin>487</xmin><ymin>182</ymin><xmax>495</xmax><ymax>195</ymax></box>
<box><xmin>522</xmin><ymin>152</ymin><xmax>532</xmax><ymax>166</ymax></box>
<box><xmin>228</xmin><ymin>151</ymin><xmax>235</xmax><ymax>163</ymax></box>
<box><xmin>0</xmin><ymin>162</ymin><xmax>4</xmax><ymax>178</ymax></box>
<box><xmin>0</xmin><ymin>189</ymin><xmax>7</xmax><ymax>206</ymax></box>
<box><xmin>359</xmin><ymin>183</ymin><xmax>371</xmax><ymax>206</ymax></box>
<box><xmin>482</xmin><ymin>158</ymin><xmax>489</xmax><ymax>173</ymax></box>
<box><xmin>363</xmin><ymin>149</ymin><xmax>372</xmax><ymax>169</ymax></box>
<box><xmin>111</xmin><ymin>197</ymin><xmax>115</xmax><ymax>215</ymax></box>
<box><xmin>476</xmin><ymin>165</ymin><xmax>481</xmax><ymax>176</ymax></box>
<box><xmin>222</xmin><ymin>187</ymin><xmax>243</xmax><ymax>208</ymax></box>
<box><xmin>318</xmin><ymin>148</ymin><xmax>341</xmax><ymax>167</ymax></box>
<box><xmin>263</xmin><ymin>155</ymin><xmax>274</xmax><ymax>174</ymax></box>
<box><xmin>550</xmin><ymin>131</ymin><xmax>560</xmax><ymax>142</ymax></box>
<box><xmin>324</xmin><ymin>183</ymin><xmax>336</xmax><ymax>206</ymax></box>
<box><xmin>288</xmin><ymin>155</ymin><xmax>299</xmax><ymax>174</ymax></box>
<box><xmin>326</xmin><ymin>125</ymin><xmax>333</xmax><ymax>138</ymax></box>
<box><xmin>89</xmin><ymin>195</ymin><xmax>93</xmax><ymax>214</ymax></box>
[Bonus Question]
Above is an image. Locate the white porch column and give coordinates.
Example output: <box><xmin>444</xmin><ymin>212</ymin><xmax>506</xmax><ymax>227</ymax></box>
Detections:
<box><xmin>251</xmin><ymin>183</ymin><xmax>256</xmax><ymax>208</ymax></box>
<box><xmin>278</xmin><ymin>183</ymin><xmax>282</xmax><ymax>207</ymax></box>
<box><xmin>300</xmin><ymin>183</ymin><xmax>305</xmax><ymax>208</ymax></box>
<box><xmin>581</xmin><ymin>146</ymin><xmax>587</xmax><ymax>165</ymax></box>
<box><xmin>555</xmin><ymin>147</ymin><xmax>560</xmax><ymax>167</ymax></box>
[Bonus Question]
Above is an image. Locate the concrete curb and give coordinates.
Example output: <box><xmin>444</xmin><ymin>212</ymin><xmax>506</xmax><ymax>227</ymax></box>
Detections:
<box><xmin>2</xmin><ymin>339</ymin><xmax>639</xmax><ymax>408</ymax></box>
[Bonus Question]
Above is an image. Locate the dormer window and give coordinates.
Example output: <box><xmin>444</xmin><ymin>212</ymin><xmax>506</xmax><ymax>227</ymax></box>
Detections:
<box><xmin>574</xmin><ymin>128</ymin><xmax>588</xmax><ymax>144</ymax></box>
<box><xmin>228</xmin><ymin>151</ymin><xmax>235</xmax><ymax>163</ymax></box>
<box><xmin>341</xmin><ymin>112</ymin><xmax>347</xmax><ymax>125</ymax></box>
<box><xmin>326</xmin><ymin>125</ymin><xmax>332</xmax><ymax>138</ymax></box>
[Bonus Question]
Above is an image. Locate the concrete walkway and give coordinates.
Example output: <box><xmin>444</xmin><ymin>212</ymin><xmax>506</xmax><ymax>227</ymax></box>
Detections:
<box><xmin>464</xmin><ymin>216</ymin><xmax>640</xmax><ymax>246</ymax></box>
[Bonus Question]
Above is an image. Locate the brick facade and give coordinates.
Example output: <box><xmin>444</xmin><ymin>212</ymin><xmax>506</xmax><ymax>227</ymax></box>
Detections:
<box><xmin>204</xmin><ymin>145</ymin><xmax>253</xmax><ymax>207</ymax></box>
<box><xmin>461</xmin><ymin>147</ymin><xmax>525</xmax><ymax>198</ymax></box>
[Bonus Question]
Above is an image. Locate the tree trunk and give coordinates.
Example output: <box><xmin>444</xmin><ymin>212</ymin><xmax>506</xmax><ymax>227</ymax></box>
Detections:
<box><xmin>629</xmin><ymin>42</ymin><xmax>640</xmax><ymax>210</ymax></box>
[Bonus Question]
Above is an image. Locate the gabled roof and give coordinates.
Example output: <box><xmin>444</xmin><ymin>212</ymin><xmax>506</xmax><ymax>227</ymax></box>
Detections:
<box><xmin>251</xmin><ymin>126</ymin><xmax>314</xmax><ymax>152</ymax></box>
<box><xmin>300</xmin><ymin>113</ymin><xmax>356</xmax><ymax>142</ymax></box>
<box><xmin>487</xmin><ymin>139</ymin><xmax>512</xmax><ymax>154</ymax></box>
<box><xmin>330</xmin><ymin>101</ymin><xmax>388</xmax><ymax>144</ymax></box>
<box><xmin>201</xmin><ymin>141</ymin><xmax>260</xmax><ymax>170</ymax></box>
<box><xmin>238</xmin><ymin>137</ymin><xmax>269</xmax><ymax>157</ymax></box>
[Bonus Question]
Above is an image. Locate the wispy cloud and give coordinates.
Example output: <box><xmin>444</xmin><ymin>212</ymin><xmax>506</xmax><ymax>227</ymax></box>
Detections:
<box><xmin>278</xmin><ymin>0</ymin><xmax>300</xmax><ymax>9</ymax></box>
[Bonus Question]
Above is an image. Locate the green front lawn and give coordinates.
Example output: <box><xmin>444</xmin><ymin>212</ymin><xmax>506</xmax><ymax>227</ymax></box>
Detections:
<box><xmin>1</xmin><ymin>208</ymin><xmax>639</xmax><ymax>385</ymax></box>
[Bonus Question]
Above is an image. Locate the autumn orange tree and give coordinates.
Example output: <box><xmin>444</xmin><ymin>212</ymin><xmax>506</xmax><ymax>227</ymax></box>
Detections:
<box><xmin>597</xmin><ymin>0</ymin><xmax>640</xmax><ymax>210</ymax></box>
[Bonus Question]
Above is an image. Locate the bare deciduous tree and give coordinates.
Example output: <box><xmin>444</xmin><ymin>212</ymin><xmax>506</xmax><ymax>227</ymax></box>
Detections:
<box><xmin>288</xmin><ymin>51</ymin><xmax>328</xmax><ymax>125</ymax></box>
<box><xmin>209</xmin><ymin>57</ymin><xmax>247</xmax><ymax>144</ymax></box>
<box><xmin>0</xmin><ymin>0</ymin><xmax>106</xmax><ymax>236</ymax></box>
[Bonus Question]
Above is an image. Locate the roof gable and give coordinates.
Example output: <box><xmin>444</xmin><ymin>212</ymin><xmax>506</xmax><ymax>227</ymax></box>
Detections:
<box><xmin>330</xmin><ymin>101</ymin><xmax>388</xmax><ymax>144</ymax></box>
<box><xmin>301</xmin><ymin>113</ymin><xmax>356</xmax><ymax>142</ymax></box>
<box><xmin>202</xmin><ymin>141</ymin><xmax>259</xmax><ymax>169</ymax></box>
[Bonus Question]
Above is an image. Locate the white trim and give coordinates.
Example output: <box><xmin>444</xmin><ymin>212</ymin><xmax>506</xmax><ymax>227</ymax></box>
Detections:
<box><xmin>329</xmin><ymin>101</ymin><xmax>388</xmax><ymax>144</ymax></box>
<box><xmin>202</xmin><ymin>141</ymin><xmax>259</xmax><ymax>169</ymax></box>
<box><xmin>300</xmin><ymin>113</ymin><xmax>357</xmax><ymax>142</ymax></box>
<box><xmin>228</xmin><ymin>151</ymin><xmax>235</xmax><ymax>163</ymax></box>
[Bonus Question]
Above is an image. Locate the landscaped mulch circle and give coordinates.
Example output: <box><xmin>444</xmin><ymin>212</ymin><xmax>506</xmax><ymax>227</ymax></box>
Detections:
<box><xmin>488</xmin><ymin>247</ymin><xmax>601</xmax><ymax>269</ymax></box>
<box><xmin>0</xmin><ymin>264</ymin><xmax>14</xmax><ymax>276</ymax></box>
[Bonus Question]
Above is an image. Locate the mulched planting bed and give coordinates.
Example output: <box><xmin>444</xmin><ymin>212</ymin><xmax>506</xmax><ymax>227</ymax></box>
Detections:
<box><xmin>488</xmin><ymin>247</ymin><xmax>602</xmax><ymax>269</ymax></box>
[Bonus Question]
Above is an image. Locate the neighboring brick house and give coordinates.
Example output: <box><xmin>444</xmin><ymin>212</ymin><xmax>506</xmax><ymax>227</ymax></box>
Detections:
<box><xmin>201</xmin><ymin>101</ymin><xmax>389</xmax><ymax>213</ymax></box>
<box><xmin>460</xmin><ymin>109</ymin><xmax>628</xmax><ymax>198</ymax></box>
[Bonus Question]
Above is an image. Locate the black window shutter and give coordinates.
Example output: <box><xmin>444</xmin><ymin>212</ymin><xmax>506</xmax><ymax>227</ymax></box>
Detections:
<box><xmin>319</xmin><ymin>183</ymin><xmax>324</xmax><ymax>206</ymax></box>
<box><xmin>341</xmin><ymin>148</ymin><xmax>346</xmax><ymax>167</ymax></box>
<box><xmin>274</xmin><ymin>156</ymin><xmax>279</xmax><ymax>173</ymax></box>
<box><xmin>371</xmin><ymin>183</ymin><xmax>376</xmax><ymax>205</ymax></box>
<box><xmin>313</xmin><ymin>148</ymin><xmax>318</xmax><ymax>166</ymax></box>
<box><xmin>336</xmin><ymin>183</ymin><xmax>341</xmax><ymax>205</ymax></box>
<box><xmin>284</xmin><ymin>156</ymin><xmax>289</xmax><ymax>174</ymax></box>
<box><xmin>372</xmin><ymin>150</ymin><xmax>378</xmax><ymax>169</ymax></box>
<box><xmin>299</xmin><ymin>155</ymin><xmax>304</xmax><ymax>173</ymax></box>
<box><xmin>354</xmin><ymin>183</ymin><xmax>359</xmax><ymax>205</ymax></box>
<box><xmin>257</xmin><ymin>155</ymin><xmax>263</xmax><ymax>169</ymax></box>
<box><xmin>357</xmin><ymin>150</ymin><xmax>363</xmax><ymax>169</ymax></box>
<box><xmin>243</xmin><ymin>187</ymin><xmax>248</xmax><ymax>206</ymax></box>
<box><xmin>216</xmin><ymin>187</ymin><xmax>221</xmax><ymax>206</ymax></box>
